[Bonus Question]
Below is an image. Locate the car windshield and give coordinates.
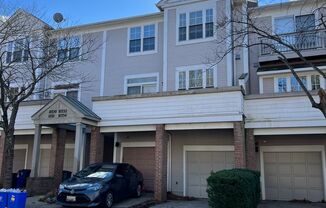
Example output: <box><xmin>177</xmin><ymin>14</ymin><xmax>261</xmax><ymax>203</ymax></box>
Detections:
<box><xmin>75</xmin><ymin>164</ymin><xmax>116</xmax><ymax>179</ymax></box>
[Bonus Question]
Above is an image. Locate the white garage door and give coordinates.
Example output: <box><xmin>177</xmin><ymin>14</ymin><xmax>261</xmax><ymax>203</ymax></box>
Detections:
<box><xmin>264</xmin><ymin>152</ymin><xmax>324</xmax><ymax>202</ymax></box>
<box><xmin>13</xmin><ymin>149</ymin><xmax>27</xmax><ymax>173</ymax></box>
<box><xmin>39</xmin><ymin>149</ymin><xmax>51</xmax><ymax>177</ymax></box>
<box><xmin>63</xmin><ymin>148</ymin><xmax>74</xmax><ymax>172</ymax></box>
<box><xmin>186</xmin><ymin>151</ymin><xmax>234</xmax><ymax>198</ymax></box>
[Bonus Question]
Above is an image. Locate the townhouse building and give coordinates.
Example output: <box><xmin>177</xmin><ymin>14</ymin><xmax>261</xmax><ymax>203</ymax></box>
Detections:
<box><xmin>0</xmin><ymin>0</ymin><xmax>325</xmax><ymax>203</ymax></box>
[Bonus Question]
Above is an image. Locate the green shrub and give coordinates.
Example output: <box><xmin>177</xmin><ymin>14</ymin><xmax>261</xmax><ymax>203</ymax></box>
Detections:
<box><xmin>207</xmin><ymin>169</ymin><xmax>261</xmax><ymax>208</ymax></box>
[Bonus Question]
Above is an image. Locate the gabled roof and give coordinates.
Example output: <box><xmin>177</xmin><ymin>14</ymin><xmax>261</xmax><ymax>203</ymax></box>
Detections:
<box><xmin>6</xmin><ymin>9</ymin><xmax>52</xmax><ymax>30</ymax></box>
<box><xmin>32</xmin><ymin>95</ymin><xmax>101</xmax><ymax>124</ymax></box>
<box><xmin>156</xmin><ymin>0</ymin><xmax>205</xmax><ymax>10</ymax></box>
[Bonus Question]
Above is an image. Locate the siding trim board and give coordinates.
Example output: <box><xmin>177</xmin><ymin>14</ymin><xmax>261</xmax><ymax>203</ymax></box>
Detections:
<box><xmin>260</xmin><ymin>145</ymin><xmax>326</xmax><ymax>201</ymax></box>
<box><xmin>182</xmin><ymin>145</ymin><xmax>235</xmax><ymax>197</ymax></box>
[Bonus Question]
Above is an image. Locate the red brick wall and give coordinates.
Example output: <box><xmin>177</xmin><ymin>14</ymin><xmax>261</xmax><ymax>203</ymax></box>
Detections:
<box><xmin>234</xmin><ymin>121</ymin><xmax>246</xmax><ymax>168</ymax></box>
<box><xmin>154</xmin><ymin>124</ymin><xmax>168</xmax><ymax>202</ymax></box>
<box><xmin>90</xmin><ymin>127</ymin><xmax>104</xmax><ymax>164</ymax></box>
<box><xmin>246</xmin><ymin>129</ymin><xmax>257</xmax><ymax>170</ymax></box>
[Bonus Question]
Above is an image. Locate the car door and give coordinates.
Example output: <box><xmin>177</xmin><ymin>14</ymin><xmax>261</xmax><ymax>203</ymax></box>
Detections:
<box><xmin>113</xmin><ymin>165</ymin><xmax>129</xmax><ymax>200</ymax></box>
<box><xmin>127</xmin><ymin>165</ymin><xmax>139</xmax><ymax>195</ymax></box>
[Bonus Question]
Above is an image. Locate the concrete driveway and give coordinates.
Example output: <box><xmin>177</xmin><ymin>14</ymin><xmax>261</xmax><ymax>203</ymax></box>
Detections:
<box><xmin>26</xmin><ymin>193</ymin><xmax>154</xmax><ymax>208</ymax></box>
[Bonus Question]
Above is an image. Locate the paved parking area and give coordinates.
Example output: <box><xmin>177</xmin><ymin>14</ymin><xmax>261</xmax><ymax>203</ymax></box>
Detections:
<box><xmin>258</xmin><ymin>201</ymin><xmax>326</xmax><ymax>208</ymax></box>
<box><xmin>26</xmin><ymin>193</ymin><xmax>154</xmax><ymax>208</ymax></box>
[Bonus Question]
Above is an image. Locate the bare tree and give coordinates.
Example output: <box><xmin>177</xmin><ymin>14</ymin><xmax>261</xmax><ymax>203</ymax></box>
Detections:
<box><xmin>212</xmin><ymin>0</ymin><xmax>326</xmax><ymax>118</ymax></box>
<box><xmin>0</xmin><ymin>8</ymin><xmax>99</xmax><ymax>187</ymax></box>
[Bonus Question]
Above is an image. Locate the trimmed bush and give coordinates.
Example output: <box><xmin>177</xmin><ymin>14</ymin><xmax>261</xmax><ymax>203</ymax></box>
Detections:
<box><xmin>207</xmin><ymin>169</ymin><xmax>261</xmax><ymax>208</ymax></box>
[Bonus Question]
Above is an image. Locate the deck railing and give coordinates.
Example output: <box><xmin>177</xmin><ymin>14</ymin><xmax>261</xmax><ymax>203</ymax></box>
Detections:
<box><xmin>260</xmin><ymin>29</ymin><xmax>326</xmax><ymax>55</ymax></box>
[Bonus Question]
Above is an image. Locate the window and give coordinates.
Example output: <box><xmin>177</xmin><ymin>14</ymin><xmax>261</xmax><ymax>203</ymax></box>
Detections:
<box><xmin>179</xmin><ymin>13</ymin><xmax>187</xmax><ymax>41</ymax></box>
<box><xmin>311</xmin><ymin>74</ymin><xmax>320</xmax><ymax>90</ymax></box>
<box><xmin>205</xmin><ymin>9</ymin><xmax>214</xmax><ymax>38</ymax></box>
<box><xmin>189</xmin><ymin>69</ymin><xmax>203</xmax><ymax>88</ymax></box>
<box><xmin>125</xmin><ymin>74</ymin><xmax>158</xmax><ymax>95</ymax></box>
<box><xmin>143</xmin><ymin>25</ymin><xmax>155</xmax><ymax>51</ymax></box>
<box><xmin>129</xmin><ymin>24</ymin><xmax>156</xmax><ymax>54</ymax></box>
<box><xmin>129</xmin><ymin>27</ymin><xmax>141</xmax><ymax>53</ymax></box>
<box><xmin>277</xmin><ymin>77</ymin><xmax>287</xmax><ymax>93</ymax></box>
<box><xmin>57</xmin><ymin>36</ymin><xmax>81</xmax><ymax>62</ymax></box>
<box><xmin>295</xmin><ymin>14</ymin><xmax>315</xmax><ymax>32</ymax></box>
<box><xmin>274</xmin><ymin>16</ymin><xmax>295</xmax><ymax>35</ymax></box>
<box><xmin>206</xmin><ymin>68</ymin><xmax>214</xmax><ymax>87</ymax></box>
<box><xmin>177</xmin><ymin>66</ymin><xmax>216</xmax><ymax>90</ymax></box>
<box><xmin>6</xmin><ymin>38</ymin><xmax>29</xmax><ymax>63</ymax></box>
<box><xmin>52</xmin><ymin>83</ymin><xmax>80</xmax><ymax>100</ymax></box>
<box><xmin>178</xmin><ymin>8</ymin><xmax>215</xmax><ymax>43</ymax></box>
<box><xmin>189</xmin><ymin>11</ymin><xmax>203</xmax><ymax>40</ymax></box>
<box><xmin>291</xmin><ymin>76</ymin><xmax>307</xmax><ymax>92</ymax></box>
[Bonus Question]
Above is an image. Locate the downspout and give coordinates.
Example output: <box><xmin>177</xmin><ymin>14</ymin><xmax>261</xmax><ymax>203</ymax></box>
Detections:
<box><xmin>167</xmin><ymin>132</ymin><xmax>172</xmax><ymax>193</ymax></box>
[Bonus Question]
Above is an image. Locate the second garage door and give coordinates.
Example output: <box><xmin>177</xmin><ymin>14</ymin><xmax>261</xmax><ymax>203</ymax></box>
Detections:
<box><xmin>264</xmin><ymin>152</ymin><xmax>324</xmax><ymax>202</ymax></box>
<box><xmin>122</xmin><ymin>147</ymin><xmax>155</xmax><ymax>192</ymax></box>
<box><xmin>186</xmin><ymin>151</ymin><xmax>234</xmax><ymax>198</ymax></box>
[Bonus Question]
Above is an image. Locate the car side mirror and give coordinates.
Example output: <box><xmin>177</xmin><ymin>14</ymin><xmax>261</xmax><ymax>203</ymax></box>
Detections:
<box><xmin>116</xmin><ymin>174</ymin><xmax>124</xmax><ymax>179</ymax></box>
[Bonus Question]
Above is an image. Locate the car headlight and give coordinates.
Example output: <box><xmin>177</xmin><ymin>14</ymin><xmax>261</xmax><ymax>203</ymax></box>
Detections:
<box><xmin>87</xmin><ymin>183</ymin><xmax>102</xmax><ymax>191</ymax></box>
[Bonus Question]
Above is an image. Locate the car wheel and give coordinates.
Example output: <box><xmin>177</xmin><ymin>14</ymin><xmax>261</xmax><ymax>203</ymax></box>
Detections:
<box><xmin>135</xmin><ymin>184</ymin><xmax>142</xmax><ymax>198</ymax></box>
<box><xmin>105</xmin><ymin>191</ymin><xmax>114</xmax><ymax>208</ymax></box>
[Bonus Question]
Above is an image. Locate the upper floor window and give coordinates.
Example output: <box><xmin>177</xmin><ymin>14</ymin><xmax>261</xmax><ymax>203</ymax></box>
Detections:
<box><xmin>125</xmin><ymin>73</ymin><xmax>159</xmax><ymax>95</ymax></box>
<box><xmin>6</xmin><ymin>38</ymin><xmax>29</xmax><ymax>64</ymax></box>
<box><xmin>274</xmin><ymin>14</ymin><xmax>315</xmax><ymax>35</ymax></box>
<box><xmin>291</xmin><ymin>76</ymin><xmax>307</xmax><ymax>92</ymax></box>
<box><xmin>311</xmin><ymin>74</ymin><xmax>321</xmax><ymax>90</ymax></box>
<box><xmin>128</xmin><ymin>24</ymin><xmax>156</xmax><ymax>55</ymax></box>
<box><xmin>277</xmin><ymin>77</ymin><xmax>287</xmax><ymax>93</ymax></box>
<box><xmin>57</xmin><ymin>36</ymin><xmax>81</xmax><ymax>62</ymax></box>
<box><xmin>178</xmin><ymin>8</ymin><xmax>215</xmax><ymax>43</ymax></box>
<box><xmin>176</xmin><ymin>65</ymin><xmax>216</xmax><ymax>90</ymax></box>
<box><xmin>52</xmin><ymin>83</ymin><xmax>80</xmax><ymax>100</ymax></box>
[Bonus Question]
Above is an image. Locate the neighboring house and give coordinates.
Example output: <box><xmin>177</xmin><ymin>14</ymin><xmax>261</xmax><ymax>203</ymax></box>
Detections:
<box><xmin>0</xmin><ymin>0</ymin><xmax>325</xmax><ymax>203</ymax></box>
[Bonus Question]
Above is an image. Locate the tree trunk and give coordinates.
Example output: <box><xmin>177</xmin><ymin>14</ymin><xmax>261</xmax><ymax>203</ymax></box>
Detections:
<box><xmin>318</xmin><ymin>88</ymin><xmax>326</xmax><ymax>119</ymax></box>
<box><xmin>2</xmin><ymin>131</ymin><xmax>15</xmax><ymax>188</ymax></box>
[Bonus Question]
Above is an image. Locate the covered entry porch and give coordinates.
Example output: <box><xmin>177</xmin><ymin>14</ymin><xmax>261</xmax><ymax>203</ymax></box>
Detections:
<box><xmin>27</xmin><ymin>95</ymin><xmax>102</xmax><ymax>195</ymax></box>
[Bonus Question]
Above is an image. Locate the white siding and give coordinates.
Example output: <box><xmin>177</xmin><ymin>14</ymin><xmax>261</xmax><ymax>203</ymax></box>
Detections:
<box><xmin>14</xmin><ymin>105</ymin><xmax>43</xmax><ymax>130</ymax></box>
<box><xmin>93</xmin><ymin>91</ymin><xmax>244</xmax><ymax>127</ymax></box>
<box><xmin>245</xmin><ymin>96</ymin><xmax>326</xmax><ymax>128</ymax></box>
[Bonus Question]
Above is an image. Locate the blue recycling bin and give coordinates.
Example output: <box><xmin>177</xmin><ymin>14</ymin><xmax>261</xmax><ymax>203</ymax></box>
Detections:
<box><xmin>7</xmin><ymin>191</ymin><xmax>26</xmax><ymax>208</ymax></box>
<box><xmin>0</xmin><ymin>190</ymin><xmax>8</xmax><ymax>208</ymax></box>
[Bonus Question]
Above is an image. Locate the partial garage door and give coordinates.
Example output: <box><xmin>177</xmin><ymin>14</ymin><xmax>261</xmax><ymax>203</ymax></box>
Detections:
<box><xmin>186</xmin><ymin>151</ymin><xmax>234</xmax><ymax>198</ymax></box>
<box><xmin>13</xmin><ymin>149</ymin><xmax>27</xmax><ymax>173</ymax></box>
<box><xmin>123</xmin><ymin>147</ymin><xmax>155</xmax><ymax>192</ymax></box>
<box><xmin>264</xmin><ymin>152</ymin><xmax>324</xmax><ymax>202</ymax></box>
<box><xmin>63</xmin><ymin>148</ymin><xmax>74</xmax><ymax>172</ymax></box>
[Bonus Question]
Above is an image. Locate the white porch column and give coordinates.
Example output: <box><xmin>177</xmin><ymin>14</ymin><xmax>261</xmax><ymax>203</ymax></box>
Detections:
<box><xmin>79</xmin><ymin>129</ymin><xmax>86</xmax><ymax>170</ymax></box>
<box><xmin>31</xmin><ymin>124</ymin><xmax>42</xmax><ymax>177</ymax></box>
<box><xmin>73</xmin><ymin>123</ymin><xmax>84</xmax><ymax>173</ymax></box>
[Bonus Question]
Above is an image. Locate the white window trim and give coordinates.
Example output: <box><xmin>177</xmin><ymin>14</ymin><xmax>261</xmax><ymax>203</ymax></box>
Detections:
<box><xmin>176</xmin><ymin>2</ymin><xmax>216</xmax><ymax>46</ymax></box>
<box><xmin>51</xmin><ymin>80</ymin><xmax>81</xmax><ymax>101</ymax></box>
<box><xmin>127</xmin><ymin>22</ymin><xmax>158</xmax><ymax>56</ymax></box>
<box><xmin>260</xmin><ymin>145</ymin><xmax>326</xmax><ymax>201</ymax></box>
<box><xmin>175</xmin><ymin>65</ymin><xmax>218</xmax><ymax>90</ymax></box>
<box><xmin>6</xmin><ymin>38</ymin><xmax>31</xmax><ymax>64</ymax></box>
<box><xmin>124</xmin><ymin>72</ymin><xmax>159</xmax><ymax>95</ymax></box>
<box><xmin>182</xmin><ymin>145</ymin><xmax>235</xmax><ymax>197</ymax></box>
<box><xmin>14</xmin><ymin>144</ymin><xmax>28</xmax><ymax>170</ymax></box>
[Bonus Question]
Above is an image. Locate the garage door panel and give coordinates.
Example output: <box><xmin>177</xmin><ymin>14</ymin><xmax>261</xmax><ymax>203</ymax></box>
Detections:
<box><xmin>278</xmin><ymin>153</ymin><xmax>292</xmax><ymax>163</ymax></box>
<box><xmin>264</xmin><ymin>151</ymin><xmax>324</xmax><ymax>202</ymax></box>
<box><xmin>187</xmin><ymin>151</ymin><xmax>234</xmax><ymax>198</ymax></box>
<box><xmin>123</xmin><ymin>147</ymin><xmax>155</xmax><ymax>192</ymax></box>
<box><xmin>293</xmin><ymin>164</ymin><xmax>306</xmax><ymax>175</ymax></box>
<box><xmin>13</xmin><ymin>149</ymin><xmax>26</xmax><ymax>173</ymax></box>
<box><xmin>279</xmin><ymin>164</ymin><xmax>291</xmax><ymax>175</ymax></box>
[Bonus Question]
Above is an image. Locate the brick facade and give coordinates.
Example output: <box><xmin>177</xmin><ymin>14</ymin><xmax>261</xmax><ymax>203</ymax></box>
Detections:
<box><xmin>234</xmin><ymin>121</ymin><xmax>246</xmax><ymax>168</ymax></box>
<box><xmin>154</xmin><ymin>124</ymin><xmax>168</xmax><ymax>202</ymax></box>
<box><xmin>90</xmin><ymin>126</ymin><xmax>104</xmax><ymax>164</ymax></box>
<box><xmin>246</xmin><ymin>129</ymin><xmax>257</xmax><ymax>170</ymax></box>
<box><xmin>49</xmin><ymin>127</ymin><xmax>66</xmax><ymax>191</ymax></box>
<box><xmin>26</xmin><ymin>177</ymin><xmax>54</xmax><ymax>196</ymax></box>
